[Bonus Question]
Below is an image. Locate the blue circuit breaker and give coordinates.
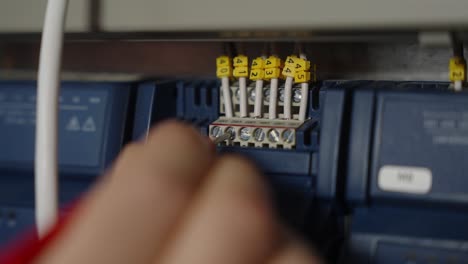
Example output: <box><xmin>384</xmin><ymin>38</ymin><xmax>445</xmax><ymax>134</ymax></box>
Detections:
<box><xmin>0</xmin><ymin>81</ymin><xmax>131</xmax><ymax>245</ymax></box>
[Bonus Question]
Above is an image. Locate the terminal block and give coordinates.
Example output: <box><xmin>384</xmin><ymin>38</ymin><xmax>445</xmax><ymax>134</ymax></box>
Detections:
<box><xmin>210</xmin><ymin>117</ymin><xmax>305</xmax><ymax>149</ymax></box>
<box><xmin>214</xmin><ymin>80</ymin><xmax>318</xmax><ymax>149</ymax></box>
<box><xmin>131</xmin><ymin>79</ymin><xmax>325</xmax><ymax>244</ymax></box>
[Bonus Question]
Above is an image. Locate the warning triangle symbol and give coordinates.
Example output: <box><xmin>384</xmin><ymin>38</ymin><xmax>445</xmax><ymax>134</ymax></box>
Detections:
<box><xmin>66</xmin><ymin>116</ymin><xmax>80</xmax><ymax>131</ymax></box>
<box><xmin>82</xmin><ymin>117</ymin><xmax>96</xmax><ymax>132</ymax></box>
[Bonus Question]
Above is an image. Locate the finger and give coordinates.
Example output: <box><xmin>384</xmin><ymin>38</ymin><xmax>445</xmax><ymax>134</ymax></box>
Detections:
<box><xmin>35</xmin><ymin>121</ymin><xmax>214</xmax><ymax>264</ymax></box>
<box><xmin>159</xmin><ymin>156</ymin><xmax>281</xmax><ymax>264</ymax></box>
<box><xmin>269</xmin><ymin>235</ymin><xmax>323</xmax><ymax>264</ymax></box>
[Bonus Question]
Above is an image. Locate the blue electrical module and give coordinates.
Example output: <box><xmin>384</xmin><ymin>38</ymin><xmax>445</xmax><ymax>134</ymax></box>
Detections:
<box><xmin>131</xmin><ymin>79</ymin><xmax>344</xmax><ymax>259</ymax></box>
<box><xmin>1</xmin><ymin>78</ymin><xmax>468</xmax><ymax>263</ymax></box>
<box><xmin>0</xmin><ymin>81</ymin><xmax>132</xmax><ymax>245</ymax></box>
<box><xmin>122</xmin><ymin>79</ymin><xmax>468</xmax><ymax>262</ymax></box>
<box><xmin>342</xmin><ymin>82</ymin><xmax>468</xmax><ymax>263</ymax></box>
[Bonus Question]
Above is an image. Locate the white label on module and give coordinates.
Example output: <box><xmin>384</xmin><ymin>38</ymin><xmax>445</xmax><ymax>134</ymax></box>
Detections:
<box><xmin>378</xmin><ymin>166</ymin><xmax>432</xmax><ymax>194</ymax></box>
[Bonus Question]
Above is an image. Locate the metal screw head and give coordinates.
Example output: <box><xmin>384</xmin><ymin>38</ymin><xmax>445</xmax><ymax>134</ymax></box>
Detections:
<box><xmin>293</xmin><ymin>88</ymin><xmax>302</xmax><ymax>103</ymax></box>
<box><xmin>282</xmin><ymin>129</ymin><xmax>295</xmax><ymax>143</ymax></box>
<box><xmin>225</xmin><ymin>127</ymin><xmax>236</xmax><ymax>140</ymax></box>
<box><xmin>249</xmin><ymin>89</ymin><xmax>256</xmax><ymax>102</ymax></box>
<box><xmin>268</xmin><ymin>129</ymin><xmax>280</xmax><ymax>143</ymax></box>
<box><xmin>264</xmin><ymin>88</ymin><xmax>270</xmax><ymax>102</ymax></box>
<box><xmin>279</xmin><ymin>88</ymin><xmax>285</xmax><ymax>102</ymax></box>
<box><xmin>253</xmin><ymin>128</ymin><xmax>266</xmax><ymax>142</ymax></box>
<box><xmin>239</xmin><ymin>127</ymin><xmax>251</xmax><ymax>141</ymax></box>
<box><xmin>211</xmin><ymin>126</ymin><xmax>222</xmax><ymax>138</ymax></box>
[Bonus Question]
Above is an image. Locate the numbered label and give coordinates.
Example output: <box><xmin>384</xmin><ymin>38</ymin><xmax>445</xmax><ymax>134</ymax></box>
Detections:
<box><xmin>216</xmin><ymin>66</ymin><xmax>232</xmax><ymax>78</ymax></box>
<box><xmin>251</xmin><ymin>57</ymin><xmax>264</xmax><ymax>69</ymax></box>
<box><xmin>287</xmin><ymin>57</ymin><xmax>295</xmax><ymax>64</ymax></box>
<box><xmin>233</xmin><ymin>66</ymin><xmax>249</xmax><ymax>78</ymax></box>
<box><xmin>264</xmin><ymin>56</ymin><xmax>281</xmax><ymax>68</ymax></box>
<box><xmin>250</xmin><ymin>69</ymin><xmax>264</xmax><ymax>80</ymax></box>
<box><xmin>216</xmin><ymin>56</ymin><xmax>230</xmax><ymax>67</ymax></box>
<box><xmin>233</xmin><ymin>55</ymin><xmax>248</xmax><ymax>67</ymax></box>
<box><xmin>282</xmin><ymin>65</ymin><xmax>295</xmax><ymax>77</ymax></box>
<box><xmin>294</xmin><ymin>71</ymin><xmax>310</xmax><ymax>83</ymax></box>
<box><xmin>264</xmin><ymin>68</ymin><xmax>280</xmax><ymax>79</ymax></box>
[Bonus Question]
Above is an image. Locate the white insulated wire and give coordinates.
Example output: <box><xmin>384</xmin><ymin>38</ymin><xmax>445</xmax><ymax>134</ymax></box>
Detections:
<box><xmin>298</xmin><ymin>53</ymin><xmax>309</xmax><ymax>121</ymax></box>
<box><xmin>221</xmin><ymin>77</ymin><xmax>233</xmax><ymax>117</ymax></box>
<box><xmin>283</xmin><ymin>76</ymin><xmax>294</xmax><ymax>119</ymax></box>
<box><xmin>253</xmin><ymin>78</ymin><xmax>264</xmax><ymax>117</ymax></box>
<box><xmin>268</xmin><ymin>78</ymin><xmax>279</xmax><ymax>119</ymax></box>
<box><xmin>253</xmin><ymin>56</ymin><xmax>266</xmax><ymax>118</ymax></box>
<box><xmin>298</xmin><ymin>81</ymin><xmax>309</xmax><ymax>121</ymax></box>
<box><xmin>454</xmin><ymin>80</ymin><xmax>463</xmax><ymax>91</ymax></box>
<box><xmin>35</xmin><ymin>0</ymin><xmax>68</xmax><ymax>237</ymax></box>
<box><xmin>239</xmin><ymin>77</ymin><xmax>248</xmax><ymax>117</ymax></box>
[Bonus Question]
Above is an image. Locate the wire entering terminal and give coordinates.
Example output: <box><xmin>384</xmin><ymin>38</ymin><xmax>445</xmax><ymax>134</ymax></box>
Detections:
<box><xmin>212</xmin><ymin>46</ymin><xmax>317</xmax><ymax>149</ymax></box>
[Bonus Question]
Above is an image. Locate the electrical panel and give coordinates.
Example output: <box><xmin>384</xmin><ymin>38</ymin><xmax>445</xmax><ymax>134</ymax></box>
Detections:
<box><xmin>1</xmin><ymin>78</ymin><xmax>467</xmax><ymax>263</ymax></box>
<box><xmin>2</xmin><ymin>0</ymin><xmax>468</xmax><ymax>261</ymax></box>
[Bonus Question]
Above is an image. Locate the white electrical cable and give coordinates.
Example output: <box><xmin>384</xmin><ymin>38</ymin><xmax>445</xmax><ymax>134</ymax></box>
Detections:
<box><xmin>253</xmin><ymin>56</ymin><xmax>266</xmax><ymax>118</ymax></box>
<box><xmin>298</xmin><ymin>53</ymin><xmax>309</xmax><ymax>121</ymax></box>
<box><xmin>283</xmin><ymin>76</ymin><xmax>294</xmax><ymax>119</ymax></box>
<box><xmin>269</xmin><ymin>78</ymin><xmax>279</xmax><ymax>119</ymax></box>
<box><xmin>222</xmin><ymin>77</ymin><xmax>234</xmax><ymax>117</ymax></box>
<box><xmin>454</xmin><ymin>80</ymin><xmax>463</xmax><ymax>91</ymax></box>
<box><xmin>253</xmin><ymin>78</ymin><xmax>264</xmax><ymax>117</ymax></box>
<box><xmin>35</xmin><ymin>0</ymin><xmax>69</xmax><ymax>237</ymax></box>
<box><xmin>239</xmin><ymin>77</ymin><xmax>248</xmax><ymax>117</ymax></box>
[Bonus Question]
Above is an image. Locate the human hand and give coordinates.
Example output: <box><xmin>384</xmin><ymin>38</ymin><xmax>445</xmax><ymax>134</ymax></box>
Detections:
<box><xmin>34</xmin><ymin>121</ymin><xmax>321</xmax><ymax>264</ymax></box>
